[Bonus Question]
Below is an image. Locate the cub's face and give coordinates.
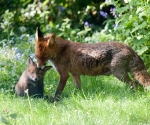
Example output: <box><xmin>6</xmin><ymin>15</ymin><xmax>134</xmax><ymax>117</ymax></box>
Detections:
<box><xmin>27</xmin><ymin>64</ymin><xmax>39</xmax><ymax>81</ymax></box>
<box><xmin>27</xmin><ymin>57</ymin><xmax>41</xmax><ymax>81</ymax></box>
<box><xmin>27</xmin><ymin>57</ymin><xmax>51</xmax><ymax>81</ymax></box>
<box><xmin>28</xmin><ymin>65</ymin><xmax>51</xmax><ymax>81</ymax></box>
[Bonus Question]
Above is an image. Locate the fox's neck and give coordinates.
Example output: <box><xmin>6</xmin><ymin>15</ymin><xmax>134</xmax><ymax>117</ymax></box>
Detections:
<box><xmin>53</xmin><ymin>36</ymin><xmax>70</xmax><ymax>60</ymax></box>
<box><xmin>56</xmin><ymin>36</ymin><xmax>70</xmax><ymax>48</ymax></box>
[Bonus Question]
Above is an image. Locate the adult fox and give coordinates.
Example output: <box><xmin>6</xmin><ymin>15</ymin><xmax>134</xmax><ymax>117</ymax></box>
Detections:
<box><xmin>35</xmin><ymin>28</ymin><xmax>150</xmax><ymax>101</ymax></box>
<box><xmin>15</xmin><ymin>56</ymin><xmax>51</xmax><ymax>97</ymax></box>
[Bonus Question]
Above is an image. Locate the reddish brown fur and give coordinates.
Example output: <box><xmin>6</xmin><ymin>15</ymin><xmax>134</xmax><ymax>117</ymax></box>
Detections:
<box><xmin>35</xmin><ymin>28</ymin><xmax>150</xmax><ymax>101</ymax></box>
<box><xmin>15</xmin><ymin>57</ymin><xmax>51</xmax><ymax>97</ymax></box>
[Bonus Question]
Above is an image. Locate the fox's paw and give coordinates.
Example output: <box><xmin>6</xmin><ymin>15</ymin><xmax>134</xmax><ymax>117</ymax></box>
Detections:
<box><xmin>44</xmin><ymin>95</ymin><xmax>59</xmax><ymax>103</ymax></box>
<box><xmin>50</xmin><ymin>96</ymin><xmax>60</xmax><ymax>103</ymax></box>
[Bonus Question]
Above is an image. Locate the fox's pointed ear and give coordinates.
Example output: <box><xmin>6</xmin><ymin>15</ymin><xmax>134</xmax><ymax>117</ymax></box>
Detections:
<box><xmin>35</xmin><ymin>27</ymin><xmax>44</xmax><ymax>41</ymax></box>
<box><xmin>47</xmin><ymin>34</ymin><xmax>56</xmax><ymax>46</ymax></box>
<box><xmin>28</xmin><ymin>56</ymin><xmax>35</xmax><ymax>66</ymax></box>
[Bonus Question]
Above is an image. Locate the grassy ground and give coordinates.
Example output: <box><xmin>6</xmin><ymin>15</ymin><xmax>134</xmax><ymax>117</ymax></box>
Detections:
<box><xmin>0</xmin><ymin>75</ymin><xmax>150</xmax><ymax>125</ymax></box>
<box><xmin>0</xmin><ymin>43</ymin><xmax>150</xmax><ymax>125</ymax></box>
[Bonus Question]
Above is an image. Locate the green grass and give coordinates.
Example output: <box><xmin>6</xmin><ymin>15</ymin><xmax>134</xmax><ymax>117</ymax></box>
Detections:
<box><xmin>0</xmin><ymin>43</ymin><xmax>150</xmax><ymax>125</ymax></box>
<box><xmin>0</xmin><ymin>76</ymin><xmax>150</xmax><ymax>125</ymax></box>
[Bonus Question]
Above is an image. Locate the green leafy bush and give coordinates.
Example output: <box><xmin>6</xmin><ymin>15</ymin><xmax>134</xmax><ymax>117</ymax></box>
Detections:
<box><xmin>0</xmin><ymin>34</ymin><xmax>35</xmax><ymax>92</ymax></box>
<box><xmin>108</xmin><ymin>0</ymin><xmax>150</xmax><ymax>68</ymax></box>
<box><xmin>0</xmin><ymin>0</ymin><xmax>115</xmax><ymax>44</ymax></box>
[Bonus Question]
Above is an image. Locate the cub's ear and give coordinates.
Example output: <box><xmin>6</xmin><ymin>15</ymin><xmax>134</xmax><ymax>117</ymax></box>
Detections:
<box><xmin>35</xmin><ymin>27</ymin><xmax>44</xmax><ymax>41</ymax></box>
<box><xmin>47</xmin><ymin>34</ymin><xmax>56</xmax><ymax>46</ymax></box>
<box><xmin>28</xmin><ymin>56</ymin><xmax>35</xmax><ymax>66</ymax></box>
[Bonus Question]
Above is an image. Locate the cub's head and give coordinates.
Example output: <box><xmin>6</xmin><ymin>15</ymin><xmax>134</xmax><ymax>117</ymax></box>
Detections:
<box><xmin>27</xmin><ymin>56</ymin><xmax>52</xmax><ymax>81</ymax></box>
<box><xmin>35</xmin><ymin>27</ymin><xmax>56</xmax><ymax>69</ymax></box>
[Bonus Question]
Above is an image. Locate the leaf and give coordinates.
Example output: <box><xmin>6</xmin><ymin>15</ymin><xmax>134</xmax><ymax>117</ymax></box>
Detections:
<box><xmin>133</xmin><ymin>38</ymin><xmax>147</xmax><ymax>46</ymax></box>
<box><xmin>85</xmin><ymin>28</ymin><xmax>91</xmax><ymax>32</ymax></box>
<box><xmin>77</xmin><ymin>30</ymin><xmax>86</xmax><ymax>36</ymax></box>
<box><xmin>49</xmin><ymin>21</ymin><xmax>54</xmax><ymax>28</ymax></box>
<box><xmin>137</xmin><ymin>46</ymin><xmax>148</xmax><ymax>55</ymax></box>
<box><xmin>136</xmin><ymin>6</ymin><xmax>148</xmax><ymax>18</ymax></box>
<box><xmin>132</xmin><ymin>22</ymin><xmax>147</xmax><ymax>33</ymax></box>
<box><xmin>136</xmin><ymin>7</ymin><xmax>144</xmax><ymax>14</ymax></box>
<box><xmin>10</xmin><ymin>113</ymin><xmax>17</xmax><ymax>119</ymax></box>
<box><xmin>0</xmin><ymin>116</ymin><xmax>9</xmax><ymax>124</ymax></box>
<box><xmin>0</xmin><ymin>39</ymin><xmax>7</xmax><ymax>44</ymax></box>
<box><xmin>125</xmin><ymin>16</ymin><xmax>138</xmax><ymax>28</ymax></box>
<box><xmin>115</xmin><ymin>5</ymin><xmax>129</xmax><ymax>13</ymax></box>
<box><xmin>70</xmin><ymin>30</ymin><xmax>77</xmax><ymax>35</ymax></box>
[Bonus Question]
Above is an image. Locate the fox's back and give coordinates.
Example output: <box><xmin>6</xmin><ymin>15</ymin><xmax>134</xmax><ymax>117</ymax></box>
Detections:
<box><xmin>68</xmin><ymin>42</ymin><xmax>135</xmax><ymax>75</ymax></box>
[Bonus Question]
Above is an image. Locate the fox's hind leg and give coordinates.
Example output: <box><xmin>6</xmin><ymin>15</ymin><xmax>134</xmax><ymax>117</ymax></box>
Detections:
<box><xmin>111</xmin><ymin>67</ymin><xmax>136</xmax><ymax>88</ymax></box>
<box><xmin>110</xmin><ymin>52</ymin><xmax>137</xmax><ymax>88</ymax></box>
<box><xmin>72</xmin><ymin>74</ymin><xmax>81</xmax><ymax>89</ymax></box>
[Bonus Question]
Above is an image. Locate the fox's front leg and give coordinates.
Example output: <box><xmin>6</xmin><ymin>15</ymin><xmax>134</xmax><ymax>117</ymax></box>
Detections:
<box><xmin>72</xmin><ymin>74</ymin><xmax>81</xmax><ymax>89</ymax></box>
<box><xmin>53</xmin><ymin>74</ymin><xmax>69</xmax><ymax>102</ymax></box>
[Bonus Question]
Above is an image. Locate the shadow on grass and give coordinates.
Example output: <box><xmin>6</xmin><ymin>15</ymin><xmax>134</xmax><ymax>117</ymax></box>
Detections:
<box><xmin>61</xmin><ymin>75</ymin><xmax>146</xmax><ymax>101</ymax></box>
<box><xmin>7</xmin><ymin>73</ymin><xmax>146</xmax><ymax>103</ymax></box>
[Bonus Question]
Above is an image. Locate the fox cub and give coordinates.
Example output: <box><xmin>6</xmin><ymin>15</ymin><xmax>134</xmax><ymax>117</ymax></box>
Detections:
<box><xmin>15</xmin><ymin>57</ymin><xmax>51</xmax><ymax>97</ymax></box>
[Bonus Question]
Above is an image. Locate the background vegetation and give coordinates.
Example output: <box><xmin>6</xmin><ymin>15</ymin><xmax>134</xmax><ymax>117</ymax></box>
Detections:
<box><xmin>0</xmin><ymin>0</ymin><xmax>150</xmax><ymax>124</ymax></box>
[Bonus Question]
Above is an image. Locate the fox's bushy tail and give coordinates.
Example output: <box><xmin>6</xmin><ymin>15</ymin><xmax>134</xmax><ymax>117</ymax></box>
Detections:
<box><xmin>130</xmin><ymin>49</ymin><xmax>150</xmax><ymax>87</ymax></box>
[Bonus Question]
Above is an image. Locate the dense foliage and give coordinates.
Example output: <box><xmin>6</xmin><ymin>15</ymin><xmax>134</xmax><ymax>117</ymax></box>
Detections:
<box><xmin>111</xmin><ymin>0</ymin><xmax>150</xmax><ymax>67</ymax></box>
<box><xmin>0</xmin><ymin>0</ymin><xmax>116</xmax><ymax>42</ymax></box>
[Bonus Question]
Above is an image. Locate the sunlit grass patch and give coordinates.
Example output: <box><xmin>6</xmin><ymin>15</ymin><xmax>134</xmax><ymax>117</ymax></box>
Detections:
<box><xmin>1</xmin><ymin>83</ymin><xmax>150</xmax><ymax>125</ymax></box>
